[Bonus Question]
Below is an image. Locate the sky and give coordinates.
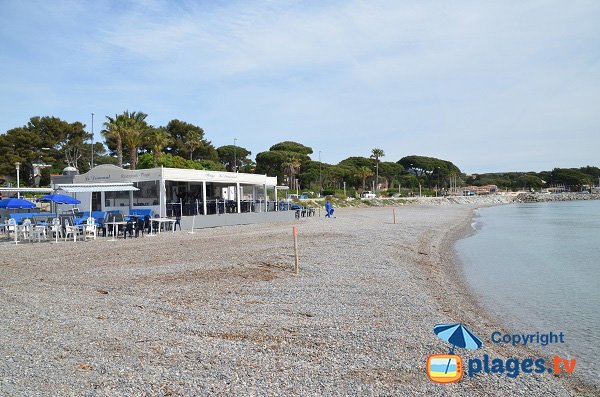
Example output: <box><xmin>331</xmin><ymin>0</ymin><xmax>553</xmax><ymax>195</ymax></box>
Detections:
<box><xmin>1</xmin><ymin>0</ymin><xmax>599</xmax><ymax>174</ymax></box>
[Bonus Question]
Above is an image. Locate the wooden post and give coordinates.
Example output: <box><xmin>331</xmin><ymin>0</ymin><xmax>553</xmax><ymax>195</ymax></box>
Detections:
<box><xmin>393</xmin><ymin>208</ymin><xmax>396</xmax><ymax>224</ymax></box>
<box><xmin>293</xmin><ymin>226</ymin><xmax>299</xmax><ymax>274</ymax></box>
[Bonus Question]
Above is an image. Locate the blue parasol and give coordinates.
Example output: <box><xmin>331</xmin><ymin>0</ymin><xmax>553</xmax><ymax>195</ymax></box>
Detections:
<box><xmin>434</xmin><ymin>323</ymin><xmax>482</xmax><ymax>354</ymax></box>
<box><xmin>37</xmin><ymin>194</ymin><xmax>81</xmax><ymax>205</ymax></box>
<box><xmin>0</xmin><ymin>198</ymin><xmax>37</xmax><ymax>209</ymax></box>
<box><xmin>37</xmin><ymin>194</ymin><xmax>81</xmax><ymax>218</ymax></box>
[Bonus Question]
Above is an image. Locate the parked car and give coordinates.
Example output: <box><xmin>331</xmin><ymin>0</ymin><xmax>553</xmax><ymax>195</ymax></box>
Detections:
<box><xmin>361</xmin><ymin>191</ymin><xmax>376</xmax><ymax>199</ymax></box>
<box><xmin>290</xmin><ymin>203</ymin><xmax>304</xmax><ymax>210</ymax></box>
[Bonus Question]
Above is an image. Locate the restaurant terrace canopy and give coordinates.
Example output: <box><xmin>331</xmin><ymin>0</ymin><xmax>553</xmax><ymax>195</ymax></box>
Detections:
<box><xmin>57</xmin><ymin>182</ymin><xmax>140</xmax><ymax>216</ymax></box>
<box><xmin>61</xmin><ymin>164</ymin><xmax>280</xmax><ymax>217</ymax></box>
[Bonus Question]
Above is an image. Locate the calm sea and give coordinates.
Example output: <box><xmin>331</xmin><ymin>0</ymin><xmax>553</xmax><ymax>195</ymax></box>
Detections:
<box><xmin>456</xmin><ymin>200</ymin><xmax>600</xmax><ymax>386</ymax></box>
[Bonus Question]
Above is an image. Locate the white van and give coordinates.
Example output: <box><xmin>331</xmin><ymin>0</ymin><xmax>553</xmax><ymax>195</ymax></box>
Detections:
<box><xmin>361</xmin><ymin>191</ymin><xmax>376</xmax><ymax>199</ymax></box>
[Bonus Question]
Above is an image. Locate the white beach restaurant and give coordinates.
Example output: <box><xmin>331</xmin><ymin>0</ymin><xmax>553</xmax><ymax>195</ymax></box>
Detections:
<box><xmin>51</xmin><ymin>164</ymin><xmax>292</xmax><ymax>229</ymax></box>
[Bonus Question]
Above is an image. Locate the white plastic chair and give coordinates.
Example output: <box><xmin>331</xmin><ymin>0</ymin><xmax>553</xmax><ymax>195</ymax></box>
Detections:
<box><xmin>84</xmin><ymin>217</ymin><xmax>97</xmax><ymax>241</ymax></box>
<box><xmin>31</xmin><ymin>224</ymin><xmax>47</xmax><ymax>242</ymax></box>
<box><xmin>7</xmin><ymin>218</ymin><xmax>17</xmax><ymax>243</ymax></box>
<box><xmin>50</xmin><ymin>218</ymin><xmax>62</xmax><ymax>242</ymax></box>
<box><xmin>7</xmin><ymin>218</ymin><xmax>17</xmax><ymax>235</ymax></box>
<box><xmin>64</xmin><ymin>219</ymin><xmax>78</xmax><ymax>242</ymax></box>
<box><xmin>21</xmin><ymin>219</ymin><xmax>32</xmax><ymax>242</ymax></box>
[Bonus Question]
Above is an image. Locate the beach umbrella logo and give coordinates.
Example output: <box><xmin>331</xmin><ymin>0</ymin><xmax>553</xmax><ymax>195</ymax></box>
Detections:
<box><xmin>434</xmin><ymin>323</ymin><xmax>483</xmax><ymax>353</ymax></box>
<box><xmin>427</xmin><ymin>323</ymin><xmax>482</xmax><ymax>384</ymax></box>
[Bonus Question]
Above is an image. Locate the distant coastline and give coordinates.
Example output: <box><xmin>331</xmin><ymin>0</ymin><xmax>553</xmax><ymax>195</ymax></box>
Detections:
<box><xmin>299</xmin><ymin>192</ymin><xmax>600</xmax><ymax>209</ymax></box>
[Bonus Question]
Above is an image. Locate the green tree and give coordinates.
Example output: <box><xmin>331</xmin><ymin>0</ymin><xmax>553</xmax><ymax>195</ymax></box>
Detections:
<box><xmin>282</xmin><ymin>156</ymin><xmax>302</xmax><ymax>189</ymax></box>
<box><xmin>165</xmin><ymin>119</ymin><xmax>217</xmax><ymax>161</ymax></box>
<box><xmin>217</xmin><ymin>145</ymin><xmax>253</xmax><ymax>172</ymax></box>
<box><xmin>378</xmin><ymin>161</ymin><xmax>404</xmax><ymax>189</ymax></box>
<box><xmin>339</xmin><ymin>156</ymin><xmax>373</xmax><ymax>169</ymax></box>
<box><xmin>123</xmin><ymin>111</ymin><xmax>149</xmax><ymax>170</ymax></box>
<box><xmin>398</xmin><ymin>174</ymin><xmax>420</xmax><ymax>192</ymax></box>
<box><xmin>255</xmin><ymin>141</ymin><xmax>313</xmax><ymax>185</ymax></box>
<box><xmin>517</xmin><ymin>174</ymin><xmax>545</xmax><ymax>190</ymax></box>
<box><xmin>355</xmin><ymin>166</ymin><xmax>374</xmax><ymax>190</ymax></box>
<box><xmin>580</xmin><ymin>166</ymin><xmax>600</xmax><ymax>184</ymax></box>
<box><xmin>370</xmin><ymin>148</ymin><xmax>385</xmax><ymax>191</ymax></box>
<box><xmin>399</xmin><ymin>155</ymin><xmax>461</xmax><ymax>188</ymax></box>
<box><xmin>102</xmin><ymin>114</ymin><xmax>125</xmax><ymax>167</ymax></box>
<box><xmin>269</xmin><ymin>141</ymin><xmax>313</xmax><ymax>155</ymax></box>
<box><xmin>550</xmin><ymin>168</ymin><xmax>592</xmax><ymax>190</ymax></box>
<box><xmin>185</xmin><ymin>129</ymin><xmax>203</xmax><ymax>160</ymax></box>
<box><xmin>144</xmin><ymin>127</ymin><xmax>171</xmax><ymax>168</ymax></box>
<box><xmin>138</xmin><ymin>153</ymin><xmax>202</xmax><ymax>170</ymax></box>
<box><xmin>466</xmin><ymin>173</ymin><xmax>513</xmax><ymax>189</ymax></box>
<box><xmin>337</xmin><ymin>157</ymin><xmax>374</xmax><ymax>189</ymax></box>
<box><xmin>198</xmin><ymin>160</ymin><xmax>225</xmax><ymax>171</ymax></box>
<box><xmin>0</xmin><ymin>116</ymin><xmax>90</xmax><ymax>184</ymax></box>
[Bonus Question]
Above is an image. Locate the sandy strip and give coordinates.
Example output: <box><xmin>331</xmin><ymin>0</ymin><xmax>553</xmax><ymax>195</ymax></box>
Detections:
<box><xmin>0</xmin><ymin>205</ymin><xmax>596</xmax><ymax>396</ymax></box>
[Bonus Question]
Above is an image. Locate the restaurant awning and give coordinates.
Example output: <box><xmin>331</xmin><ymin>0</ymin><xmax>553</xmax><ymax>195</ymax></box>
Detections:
<box><xmin>57</xmin><ymin>183</ymin><xmax>140</xmax><ymax>213</ymax></box>
<box><xmin>57</xmin><ymin>183</ymin><xmax>139</xmax><ymax>193</ymax></box>
<box><xmin>0</xmin><ymin>187</ymin><xmax>53</xmax><ymax>193</ymax></box>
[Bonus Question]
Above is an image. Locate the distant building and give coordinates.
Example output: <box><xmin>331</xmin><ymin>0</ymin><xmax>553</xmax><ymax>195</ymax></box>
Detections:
<box><xmin>463</xmin><ymin>185</ymin><xmax>497</xmax><ymax>195</ymax></box>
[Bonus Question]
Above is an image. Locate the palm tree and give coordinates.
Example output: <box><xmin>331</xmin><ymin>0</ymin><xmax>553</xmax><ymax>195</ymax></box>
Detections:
<box><xmin>144</xmin><ymin>127</ymin><xmax>171</xmax><ymax>167</ymax></box>
<box><xmin>355</xmin><ymin>166</ymin><xmax>374</xmax><ymax>190</ymax></box>
<box><xmin>121</xmin><ymin>111</ymin><xmax>149</xmax><ymax>170</ymax></box>
<box><xmin>370</xmin><ymin>148</ymin><xmax>385</xmax><ymax>192</ymax></box>
<box><xmin>283</xmin><ymin>156</ymin><xmax>302</xmax><ymax>190</ymax></box>
<box><xmin>102</xmin><ymin>114</ymin><xmax>125</xmax><ymax>168</ymax></box>
<box><xmin>186</xmin><ymin>129</ymin><xmax>203</xmax><ymax>160</ymax></box>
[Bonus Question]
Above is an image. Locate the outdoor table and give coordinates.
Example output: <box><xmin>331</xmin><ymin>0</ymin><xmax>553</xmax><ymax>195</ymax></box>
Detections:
<box><xmin>152</xmin><ymin>218</ymin><xmax>176</xmax><ymax>234</ymax></box>
<box><xmin>104</xmin><ymin>221</ymin><xmax>127</xmax><ymax>241</ymax></box>
<box><xmin>74</xmin><ymin>223</ymin><xmax>91</xmax><ymax>240</ymax></box>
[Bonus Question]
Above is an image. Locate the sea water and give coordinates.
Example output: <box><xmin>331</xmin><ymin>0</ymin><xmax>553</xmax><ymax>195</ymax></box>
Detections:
<box><xmin>456</xmin><ymin>200</ymin><xmax>600</xmax><ymax>386</ymax></box>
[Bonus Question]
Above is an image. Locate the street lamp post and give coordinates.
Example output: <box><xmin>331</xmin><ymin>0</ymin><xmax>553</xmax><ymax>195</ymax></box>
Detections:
<box><xmin>15</xmin><ymin>162</ymin><xmax>20</xmax><ymax>199</ymax></box>
<box><xmin>91</xmin><ymin>112</ymin><xmax>94</xmax><ymax>169</ymax></box>
<box><xmin>233</xmin><ymin>138</ymin><xmax>237</xmax><ymax>173</ymax></box>
<box><xmin>436</xmin><ymin>167</ymin><xmax>440</xmax><ymax>197</ymax></box>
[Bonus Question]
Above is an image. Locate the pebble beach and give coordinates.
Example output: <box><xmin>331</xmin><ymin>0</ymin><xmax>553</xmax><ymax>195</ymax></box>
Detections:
<box><xmin>0</xmin><ymin>205</ymin><xmax>596</xmax><ymax>396</ymax></box>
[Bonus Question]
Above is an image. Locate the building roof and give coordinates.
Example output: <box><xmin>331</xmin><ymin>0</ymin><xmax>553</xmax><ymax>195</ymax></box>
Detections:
<box><xmin>74</xmin><ymin>164</ymin><xmax>278</xmax><ymax>186</ymax></box>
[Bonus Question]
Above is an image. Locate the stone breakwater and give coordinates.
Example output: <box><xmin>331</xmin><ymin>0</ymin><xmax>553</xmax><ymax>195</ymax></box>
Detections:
<box><xmin>324</xmin><ymin>192</ymin><xmax>600</xmax><ymax>207</ymax></box>
<box><xmin>514</xmin><ymin>192</ymin><xmax>600</xmax><ymax>203</ymax></box>
<box><xmin>412</xmin><ymin>192</ymin><xmax>600</xmax><ymax>205</ymax></box>
<box><xmin>405</xmin><ymin>195</ymin><xmax>516</xmax><ymax>206</ymax></box>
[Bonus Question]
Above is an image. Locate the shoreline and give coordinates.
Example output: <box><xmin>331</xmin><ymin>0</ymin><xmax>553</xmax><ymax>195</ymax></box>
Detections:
<box><xmin>0</xmin><ymin>203</ymin><xmax>597</xmax><ymax>395</ymax></box>
<box><xmin>431</xmin><ymin>203</ymin><xmax>598</xmax><ymax>395</ymax></box>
